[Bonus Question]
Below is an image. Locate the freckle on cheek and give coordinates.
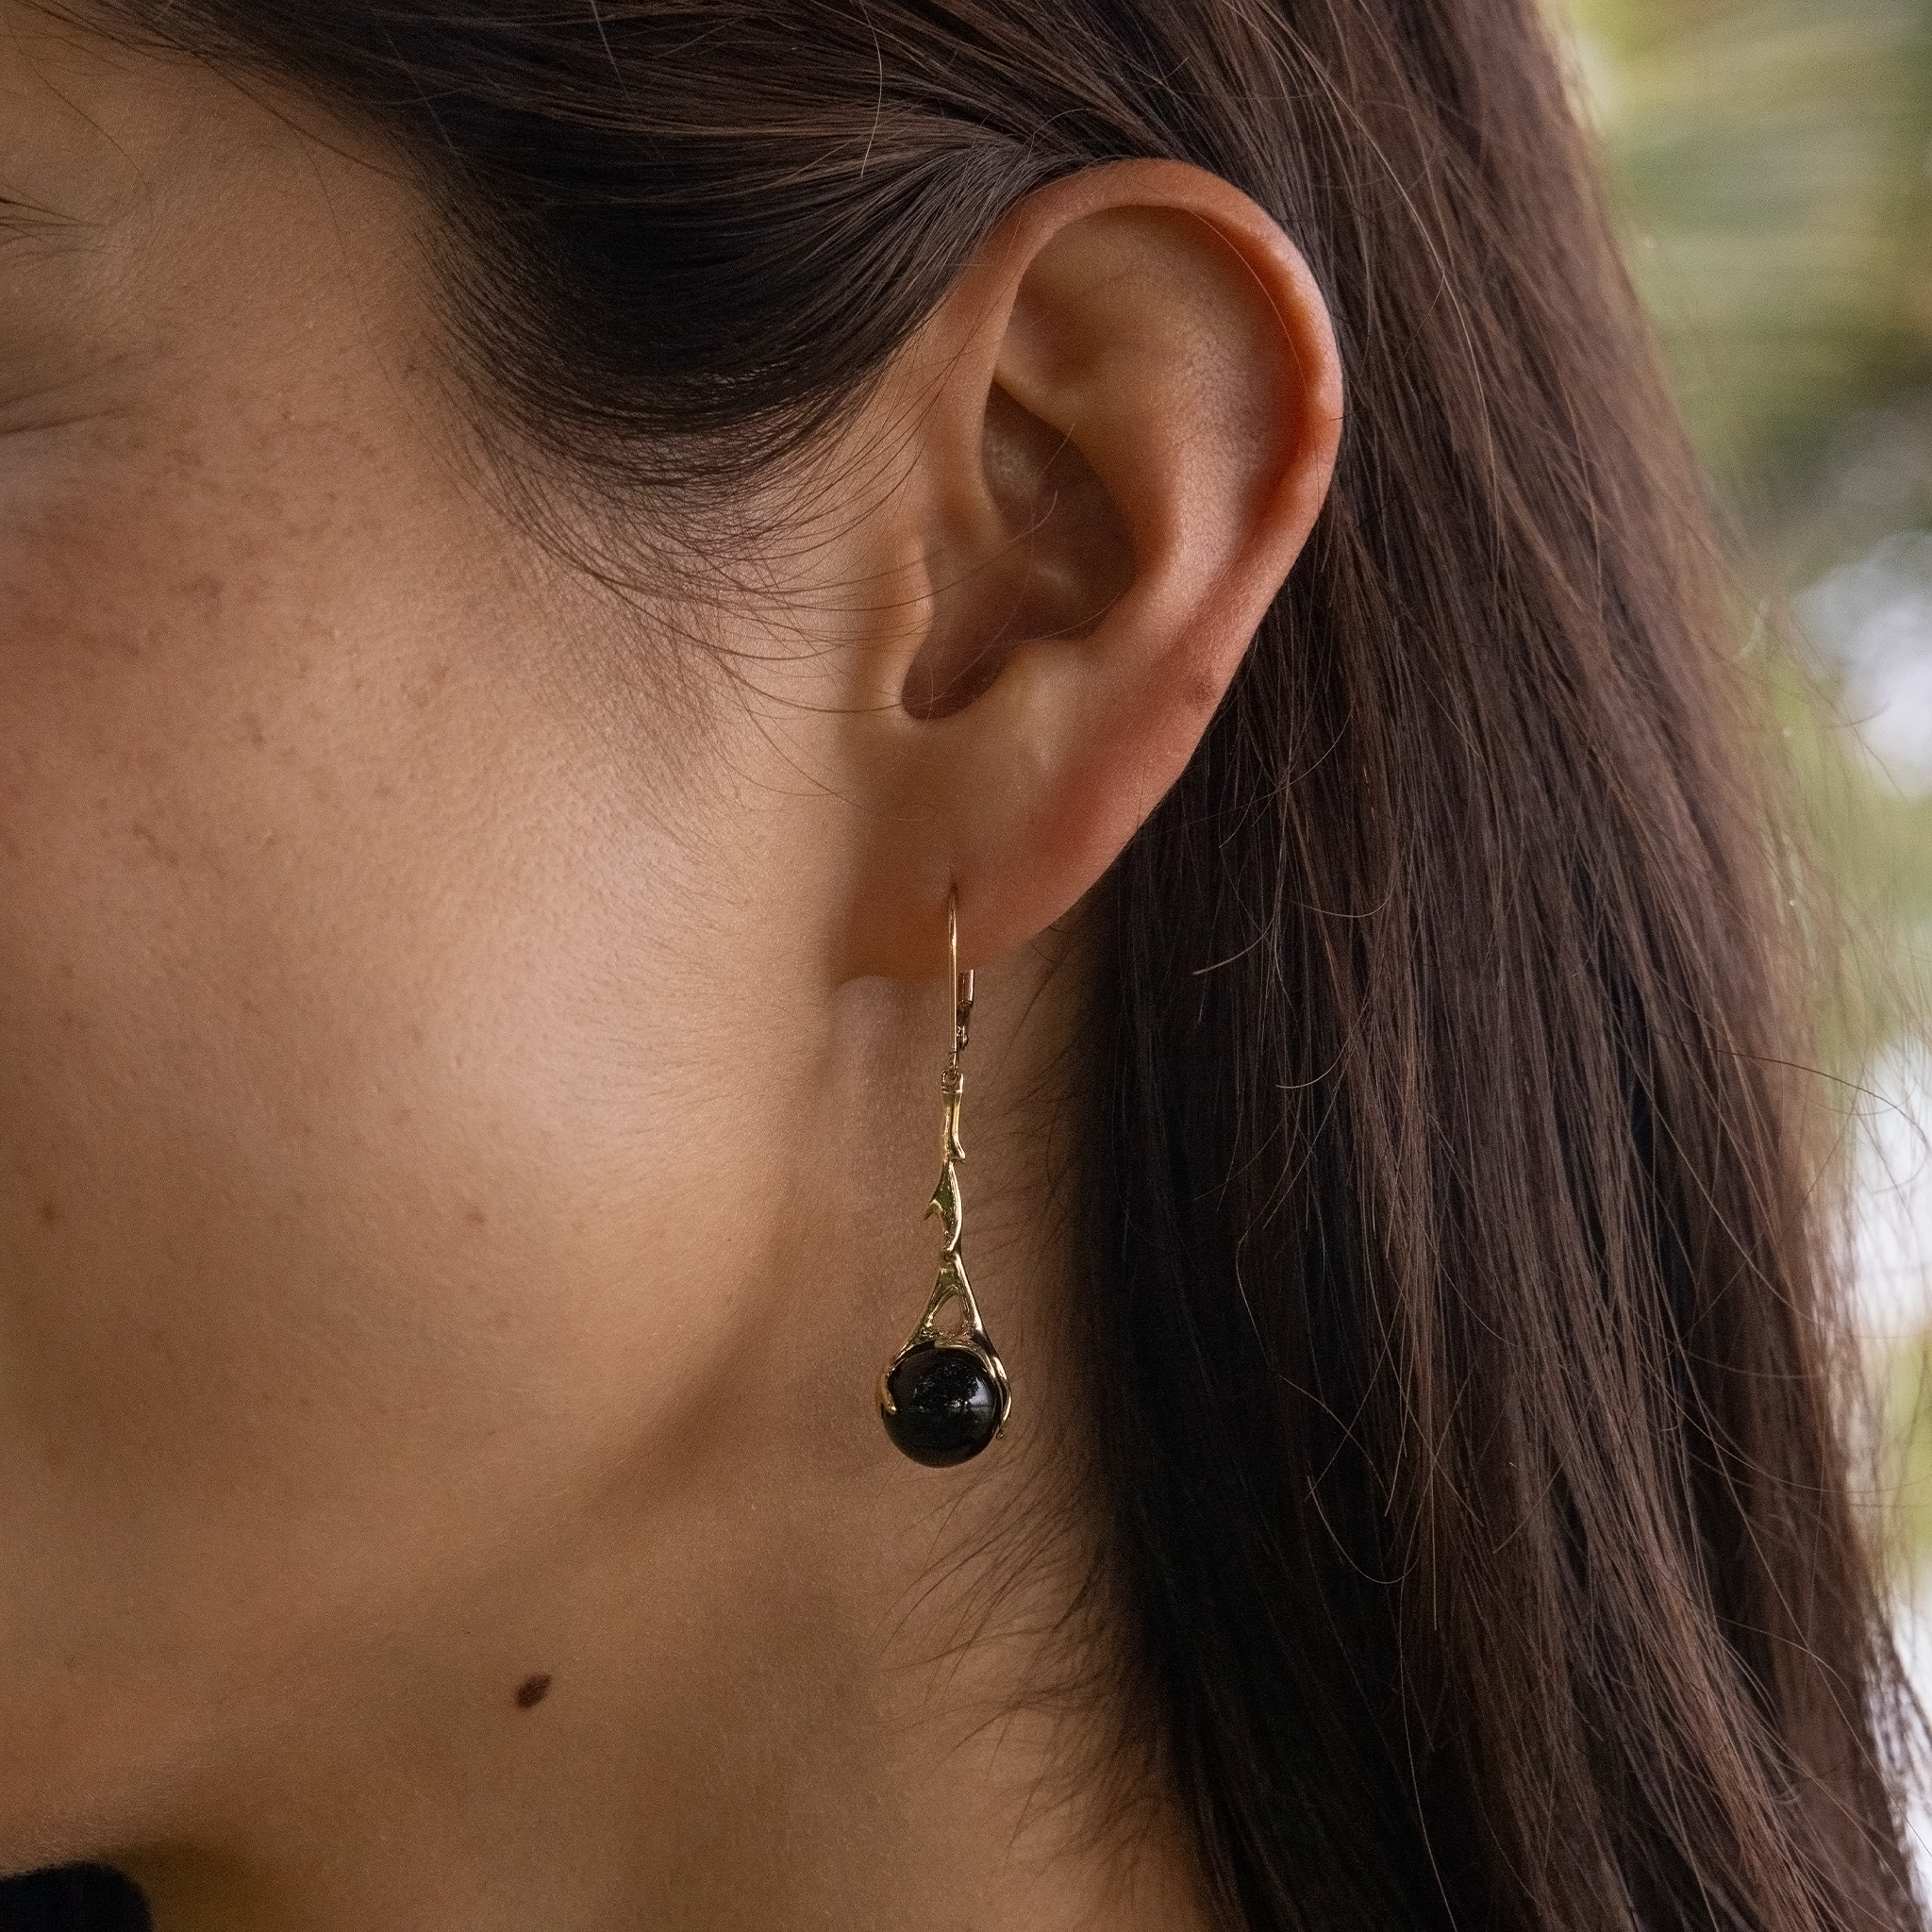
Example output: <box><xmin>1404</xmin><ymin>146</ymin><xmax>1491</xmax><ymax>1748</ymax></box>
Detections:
<box><xmin>515</xmin><ymin>1674</ymin><xmax>552</xmax><ymax>1709</ymax></box>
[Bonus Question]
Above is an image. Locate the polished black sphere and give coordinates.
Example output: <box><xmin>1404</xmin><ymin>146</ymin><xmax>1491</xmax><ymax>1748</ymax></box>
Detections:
<box><xmin>880</xmin><ymin>1343</ymin><xmax>1003</xmax><ymax>1467</ymax></box>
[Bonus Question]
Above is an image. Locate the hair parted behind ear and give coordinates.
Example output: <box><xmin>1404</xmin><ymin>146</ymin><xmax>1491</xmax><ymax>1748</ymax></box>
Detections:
<box><xmin>20</xmin><ymin>5</ymin><xmax>1919</xmax><ymax>1932</ymax></box>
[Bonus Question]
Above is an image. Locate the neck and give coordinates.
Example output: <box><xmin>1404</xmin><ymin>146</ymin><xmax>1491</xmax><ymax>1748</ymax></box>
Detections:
<box><xmin>117</xmin><ymin>940</ymin><xmax>1214</xmax><ymax>1932</ymax></box>
<box><xmin>127</xmin><ymin>1456</ymin><xmax>1206</xmax><ymax>1931</ymax></box>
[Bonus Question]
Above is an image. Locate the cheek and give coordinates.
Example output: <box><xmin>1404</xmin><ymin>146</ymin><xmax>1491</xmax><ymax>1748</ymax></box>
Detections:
<box><xmin>0</xmin><ymin>423</ymin><xmax>702</xmax><ymax>1737</ymax></box>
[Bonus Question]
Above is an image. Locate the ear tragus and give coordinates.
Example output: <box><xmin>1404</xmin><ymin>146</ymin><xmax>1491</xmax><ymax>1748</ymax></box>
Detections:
<box><xmin>900</xmin><ymin>385</ymin><xmax>1133</xmax><ymax>721</ymax></box>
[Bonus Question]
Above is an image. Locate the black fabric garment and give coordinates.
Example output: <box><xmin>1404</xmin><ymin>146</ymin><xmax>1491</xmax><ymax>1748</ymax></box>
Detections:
<box><xmin>0</xmin><ymin>1868</ymin><xmax>148</xmax><ymax>1931</ymax></box>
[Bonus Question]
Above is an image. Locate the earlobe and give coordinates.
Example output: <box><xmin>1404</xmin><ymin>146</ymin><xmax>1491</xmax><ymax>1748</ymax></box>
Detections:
<box><xmin>835</xmin><ymin>160</ymin><xmax>1342</xmax><ymax>980</ymax></box>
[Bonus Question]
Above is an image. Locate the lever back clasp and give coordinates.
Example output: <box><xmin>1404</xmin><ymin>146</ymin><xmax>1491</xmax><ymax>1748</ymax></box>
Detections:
<box><xmin>949</xmin><ymin>891</ymin><xmax>974</xmax><ymax>1067</ymax></box>
<box><xmin>941</xmin><ymin>891</ymin><xmax>973</xmax><ymax>1165</ymax></box>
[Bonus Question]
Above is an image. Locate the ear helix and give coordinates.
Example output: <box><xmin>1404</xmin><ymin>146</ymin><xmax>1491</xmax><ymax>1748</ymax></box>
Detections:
<box><xmin>875</xmin><ymin>893</ymin><xmax>1012</xmax><ymax>1467</ymax></box>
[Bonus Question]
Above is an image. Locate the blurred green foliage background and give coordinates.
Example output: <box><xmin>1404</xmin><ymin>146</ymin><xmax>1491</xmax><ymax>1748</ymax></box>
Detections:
<box><xmin>1551</xmin><ymin>0</ymin><xmax>1932</xmax><ymax>1574</ymax></box>
<box><xmin>1562</xmin><ymin>0</ymin><xmax>1932</xmax><ymax>973</ymax></box>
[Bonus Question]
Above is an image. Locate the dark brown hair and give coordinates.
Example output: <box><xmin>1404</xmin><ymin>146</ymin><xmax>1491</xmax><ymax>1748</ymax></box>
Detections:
<box><xmin>8</xmin><ymin>4</ymin><xmax>1920</xmax><ymax>1930</ymax></box>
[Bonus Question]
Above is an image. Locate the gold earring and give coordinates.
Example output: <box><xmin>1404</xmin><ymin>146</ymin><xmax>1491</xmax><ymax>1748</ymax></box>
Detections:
<box><xmin>875</xmin><ymin>892</ymin><xmax>1012</xmax><ymax>1467</ymax></box>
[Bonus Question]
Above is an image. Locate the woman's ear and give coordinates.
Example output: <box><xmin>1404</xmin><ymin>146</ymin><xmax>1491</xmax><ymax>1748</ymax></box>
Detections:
<box><xmin>829</xmin><ymin>158</ymin><xmax>1341</xmax><ymax>977</ymax></box>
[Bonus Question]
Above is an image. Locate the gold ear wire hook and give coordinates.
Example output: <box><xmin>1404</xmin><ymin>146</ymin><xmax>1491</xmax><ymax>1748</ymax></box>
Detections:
<box><xmin>942</xmin><ymin>892</ymin><xmax>972</xmax><ymax>1165</ymax></box>
<box><xmin>950</xmin><ymin>892</ymin><xmax>974</xmax><ymax>1066</ymax></box>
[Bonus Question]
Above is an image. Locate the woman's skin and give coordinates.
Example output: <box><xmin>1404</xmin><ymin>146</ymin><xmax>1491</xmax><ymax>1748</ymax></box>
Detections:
<box><xmin>0</xmin><ymin>11</ymin><xmax>1341</xmax><ymax>1929</ymax></box>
